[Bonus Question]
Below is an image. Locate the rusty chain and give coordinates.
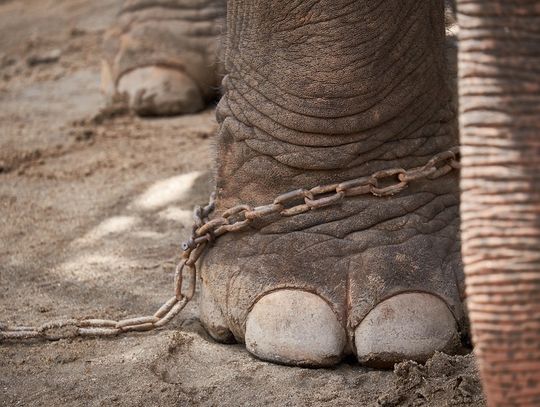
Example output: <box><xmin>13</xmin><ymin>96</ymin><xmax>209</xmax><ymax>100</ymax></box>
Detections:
<box><xmin>0</xmin><ymin>146</ymin><xmax>459</xmax><ymax>342</ymax></box>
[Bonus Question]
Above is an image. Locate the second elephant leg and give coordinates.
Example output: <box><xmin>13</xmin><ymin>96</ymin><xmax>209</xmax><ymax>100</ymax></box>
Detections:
<box><xmin>200</xmin><ymin>0</ymin><xmax>464</xmax><ymax>367</ymax></box>
<box><xmin>102</xmin><ymin>0</ymin><xmax>226</xmax><ymax>116</ymax></box>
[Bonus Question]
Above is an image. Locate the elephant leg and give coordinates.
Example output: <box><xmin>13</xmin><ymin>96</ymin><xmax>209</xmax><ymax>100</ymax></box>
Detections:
<box><xmin>200</xmin><ymin>0</ymin><xmax>464</xmax><ymax>367</ymax></box>
<box><xmin>459</xmin><ymin>1</ymin><xmax>540</xmax><ymax>405</ymax></box>
<box><xmin>101</xmin><ymin>0</ymin><xmax>225</xmax><ymax>116</ymax></box>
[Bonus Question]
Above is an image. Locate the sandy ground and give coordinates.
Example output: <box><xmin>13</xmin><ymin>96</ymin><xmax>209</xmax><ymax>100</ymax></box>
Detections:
<box><xmin>0</xmin><ymin>1</ymin><xmax>486</xmax><ymax>406</ymax></box>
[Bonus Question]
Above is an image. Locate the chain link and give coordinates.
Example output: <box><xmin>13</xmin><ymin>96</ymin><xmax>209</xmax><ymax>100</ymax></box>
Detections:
<box><xmin>0</xmin><ymin>147</ymin><xmax>459</xmax><ymax>342</ymax></box>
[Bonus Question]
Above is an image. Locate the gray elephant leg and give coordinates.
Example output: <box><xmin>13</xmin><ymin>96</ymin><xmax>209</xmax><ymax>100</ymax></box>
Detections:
<box><xmin>459</xmin><ymin>1</ymin><xmax>540</xmax><ymax>405</ymax></box>
<box><xmin>102</xmin><ymin>0</ymin><xmax>226</xmax><ymax>116</ymax></box>
<box><xmin>200</xmin><ymin>0</ymin><xmax>464</xmax><ymax>367</ymax></box>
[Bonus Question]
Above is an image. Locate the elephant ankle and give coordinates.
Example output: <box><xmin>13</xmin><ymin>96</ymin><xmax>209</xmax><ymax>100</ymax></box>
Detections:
<box><xmin>214</xmin><ymin>0</ymin><xmax>457</xmax><ymax>206</ymax></box>
<box><xmin>213</xmin><ymin>97</ymin><xmax>457</xmax><ymax>209</ymax></box>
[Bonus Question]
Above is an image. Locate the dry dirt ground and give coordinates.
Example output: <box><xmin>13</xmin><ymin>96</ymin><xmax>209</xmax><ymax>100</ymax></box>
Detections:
<box><xmin>0</xmin><ymin>1</ymin><xmax>486</xmax><ymax>406</ymax></box>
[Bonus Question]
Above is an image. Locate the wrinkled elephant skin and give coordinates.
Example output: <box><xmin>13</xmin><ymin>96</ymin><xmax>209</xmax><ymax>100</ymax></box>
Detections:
<box><xmin>199</xmin><ymin>0</ymin><xmax>464</xmax><ymax>368</ymax></box>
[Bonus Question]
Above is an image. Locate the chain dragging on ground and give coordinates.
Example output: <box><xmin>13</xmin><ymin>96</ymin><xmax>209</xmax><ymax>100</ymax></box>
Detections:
<box><xmin>0</xmin><ymin>147</ymin><xmax>460</xmax><ymax>342</ymax></box>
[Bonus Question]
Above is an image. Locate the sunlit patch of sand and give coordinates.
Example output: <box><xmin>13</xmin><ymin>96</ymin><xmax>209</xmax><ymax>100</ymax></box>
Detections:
<box><xmin>131</xmin><ymin>230</ymin><xmax>166</xmax><ymax>239</ymax></box>
<box><xmin>56</xmin><ymin>253</ymin><xmax>135</xmax><ymax>282</ymax></box>
<box><xmin>158</xmin><ymin>206</ymin><xmax>192</xmax><ymax>225</ymax></box>
<box><xmin>75</xmin><ymin>216</ymin><xmax>140</xmax><ymax>245</ymax></box>
<box><xmin>133</xmin><ymin>172</ymin><xmax>201</xmax><ymax>210</ymax></box>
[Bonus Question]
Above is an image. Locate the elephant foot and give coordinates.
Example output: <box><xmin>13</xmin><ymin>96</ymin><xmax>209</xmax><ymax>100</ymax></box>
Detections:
<box><xmin>199</xmin><ymin>177</ymin><xmax>464</xmax><ymax>367</ymax></box>
<box><xmin>115</xmin><ymin>66</ymin><xmax>204</xmax><ymax>116</ymax></box>
<box><xmin>101</xmin><ymin>0</ymin><xmax>225</xmax><ymax>116</ymax></box>
<box><xmin>197</xmin><ymin>0</ymin><xmax>463</xmax><ymax>367</ymax></box>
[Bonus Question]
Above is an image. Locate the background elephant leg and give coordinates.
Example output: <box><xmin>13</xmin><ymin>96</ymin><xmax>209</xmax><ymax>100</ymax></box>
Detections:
<box><xmin>102</xmin><ymin>0</ymin><xmax>226</xmax><ymax>116</ymax></box>
<box><xmin>458</xmin><ymin>1</ymin><xmax>540</xmax><ymax>405</ymax></box>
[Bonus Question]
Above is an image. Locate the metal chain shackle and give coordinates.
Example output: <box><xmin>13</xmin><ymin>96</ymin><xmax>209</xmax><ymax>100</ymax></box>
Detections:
<box><xmin>181</xmin><ymin>146</ymin><xmax>460</xmax><ymax>251</ymax></box>
<box><xmin>0</xmin><ymin>147</ymin><xmax>459</xmax><ymax>342</ymax></box>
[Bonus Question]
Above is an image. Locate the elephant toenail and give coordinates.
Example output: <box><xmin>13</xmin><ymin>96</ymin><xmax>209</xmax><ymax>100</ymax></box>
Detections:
<box><xmin>245</xmin><ymin>289</ymin><xmax>346</xmax><ymax>366</ymax></box>
<box><xmin>355</xmin><ymin>293</ymin><xmax>459</xmax><ymax>368</ymax></box>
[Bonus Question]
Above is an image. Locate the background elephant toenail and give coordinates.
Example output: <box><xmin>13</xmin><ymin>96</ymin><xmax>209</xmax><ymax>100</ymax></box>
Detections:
<box><xmin>117</xmin><ymin>66</ymin><xmax>204</xmax><ymax>116</ymax></box>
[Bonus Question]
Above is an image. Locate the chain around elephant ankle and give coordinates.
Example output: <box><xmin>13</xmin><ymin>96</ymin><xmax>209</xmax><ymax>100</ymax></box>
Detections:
<box><xmin>0</xmin><ymin>147</ymin><xmax>459</xmax><ymax>342</ymax></box>
<box><xmin>178</xmin><ymin>146</ymin><xmax>461</xmax><ymax>292</ymax></box>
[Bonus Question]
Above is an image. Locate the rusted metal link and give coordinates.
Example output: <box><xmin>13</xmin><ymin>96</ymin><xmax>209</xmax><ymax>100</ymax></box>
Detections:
<box><xmin>1</xmin><ymin>148</ymin><xmax>459</xmax><ymax>343</ymax></box>
<box><xmin>38</xmin><ymin>319</ymin><xmax>78</xmax><ymax>332</ymax></box>
<box><xmin>193</xmin><ymin>206</ymin><xmax>205</xmax><ymax>227</ymax></box>
<box><xmin>245</xmin><ymin>203</ymin><xmax>284</xmax><ymax>220</ymax></box>
<box><xmin>79</xmin><ymin>327</ymin><xmax>120</xmax><ymax>337</ymax></box>
<box><xmin>154</xmin><ymin>297</ymin><xmax>188</xmax><ymax>327</ymax></box>
<box><xmin>2</xmin><ymin>330</ymin><xmax>39</xmax><ymax>340</ymax></box>
<box><xmin>280</xmin><ymin>203</ymin><xmax>311</xmax><ymax>217</ymax></box>
<box><xmin>0</xmin><ymin>291</ymin><xmax>193</xmax><ymax>341</ymax></box>
<box><xmin>305</xmin><ymin>191</ymin><xmax>345</xmax><ymax>208</ymax></box>
<box><xmin>450</xmin><ymin>160</ymin><xmax>461</xmax><ymax>169</ymax></box>
<box><xmin>398</xmin><ymin>167</ymin><xmax>435</xmax><ymax>182</ymax></box>
<box><xmin>196</xmin><ymin>218</ymin><xmax>229</xmax><ymax>236</ymax></box>
<box><xmin>222</xmin><ymin>204</ymin><xmax>252</xmax><ymax>218</ymax></box>
<box><xmin>154</xmin><ymin>297</ymin><xmax>178</xmax><ymax>318</ymax></box>
<box><xmin>174</xmin><ymin>259</ymin><xmax>188</xmax><ymax>299</ymax></box>
<box><xmin>371</xmin><ymin>182</ymin><xmax>408</xmax><ymax>197</ymax></box>
<box><xmin>368</xmin><ymin>168</ymin><xmax>407</xmax><ymax>197</ymax></box>
<box><xmin>221</xmin><ymin>219</ymin><xmax>252</xmax><ymax>232</ymax></box>
<box><xmin>309</xmin><ymin>183</ymin><xmax>339</xmax><ymax>195</ymax></box>
<box><xmin>274</xmin><ymin>189</ymin><xmax>305</xmax><ymax>204</ymax></box>
<box><xmin>336</xmin><ymin>176</ymin><xmax>375</xmax><ymax>197</ymax></box>
<box><xmin>428</xmin><ymin>164</ymin><xmax>454</xmax><ymax>179</ymax></box>
<box><xmin>371</xmin><ymin>167</ymin><xmax>406</xmax><ymax>182</ymax></box>
<box><xmin>116</xmin><ymin>316</ymin><xmax>159</xmax><ymax>329</ymax></box>
<box><xmin>341</xmin><ymin>184</ymin><xmax>372</xmax><ymax>197</ymax></box>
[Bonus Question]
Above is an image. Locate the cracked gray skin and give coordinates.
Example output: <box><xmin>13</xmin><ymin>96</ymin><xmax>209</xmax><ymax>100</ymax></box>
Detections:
<box><xmin>105</xmin><ymin>0</ymin><xmax>464</xmax><ymax>367</ymax></box>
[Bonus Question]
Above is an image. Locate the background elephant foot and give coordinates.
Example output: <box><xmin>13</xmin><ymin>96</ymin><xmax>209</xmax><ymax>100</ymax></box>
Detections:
<box><xmin>114</xmin><ymin>66</ymin><xmax>204</xmax><ymax>116</ymax></box>
<box><xmin>100</xmin><ymin>0</ymin><xmax>226</xmax><ymax>116</ymax></box>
